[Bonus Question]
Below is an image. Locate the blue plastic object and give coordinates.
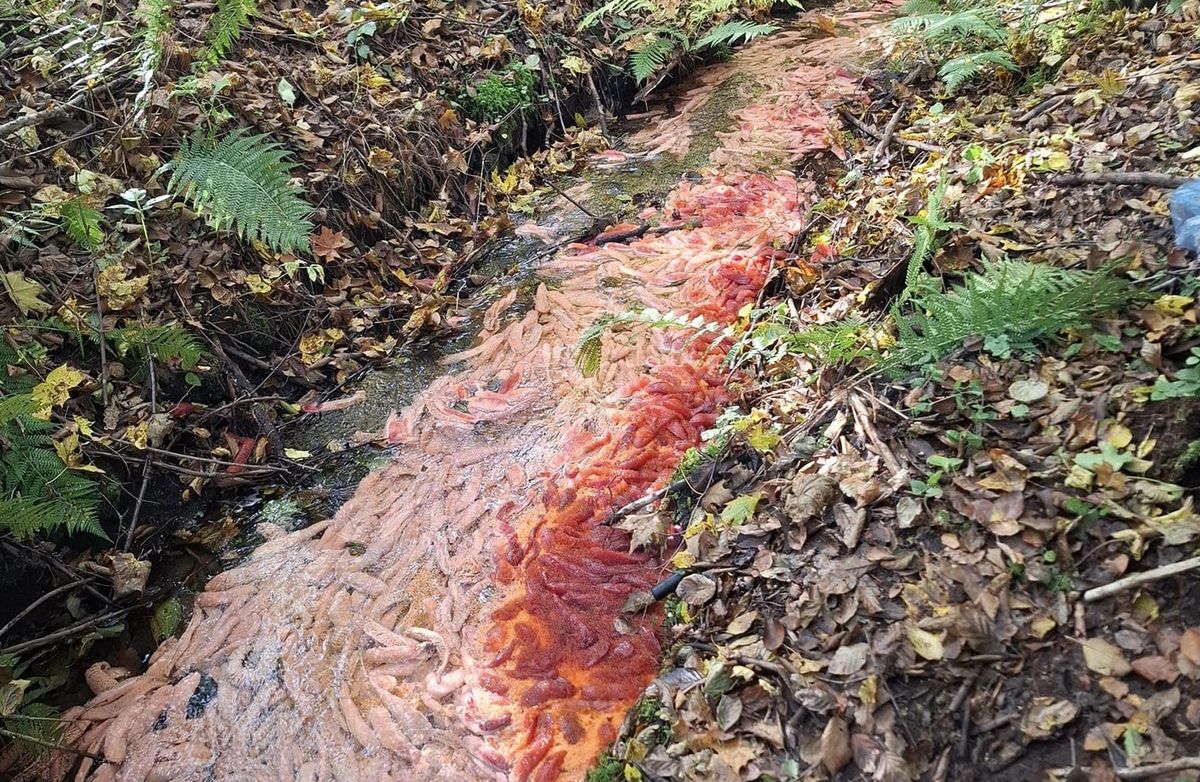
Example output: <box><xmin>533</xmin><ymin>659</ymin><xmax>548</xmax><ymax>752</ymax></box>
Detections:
<box><xmin>1170</xmin><ymin>180</ymin><xmax>1200</xmax><ymax>253</ymax></box>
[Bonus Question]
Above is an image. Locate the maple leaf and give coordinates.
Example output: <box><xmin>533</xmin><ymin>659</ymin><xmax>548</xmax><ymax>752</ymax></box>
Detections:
<box><xmin>310</xmin><ymin>226</ymin><xmax>348</xmax><ymax>260</ymax></box>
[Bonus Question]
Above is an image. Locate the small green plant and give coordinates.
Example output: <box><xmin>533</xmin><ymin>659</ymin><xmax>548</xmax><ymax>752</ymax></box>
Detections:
<box><xmin>1149</xmin><ymin>348</ymin><xmax>1200</xmax><ymax>401</ymax></box>
<box><xmin>890</xmin><ymin>259</ymin><xmax>1129</xmax><ymax>371</ymax></box>
<box><xmin>201</xmin><ymin>0</ymin><xmax>257</xmax><ymax>66</ymax></box>
<box><xmin>891</xmin><ymin>0</ymin><xmax>1019</xmax><ymax>92</ymax></box>
<box><xmin>580</xmin><ymin>0</ymin><xmax>785</xmax><ymax>84</ymax></box>
<box><xmin>168</xmin><ymin>129</ymin><xmax>314</xmax><ymax>254</ymax></box>
<box><xmin>586</xmin><ymin>754</ymin><xmax>627</xmax><ymax>782</ymax></box>
<box><xmin>462</xmin><ymin>64</ymin><xmax>537</xmax><ymax>122</ymax></box>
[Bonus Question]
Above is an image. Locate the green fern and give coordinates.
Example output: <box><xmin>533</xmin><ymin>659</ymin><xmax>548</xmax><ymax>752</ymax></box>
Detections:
<box><xmin>901</xmin><ymin>176</ymin><xmax>960</xmax><ymax>303</ymax></box>
<box><xmin>0</xmin><ymin>419</ymin><xmax>105</xmax><ymax>540</ymax></box>
<box><xmin>686</xmin><ymin>0</ymin><xmax>739</xmax><ymax>27</ymax></box>
<box><xmin>890</xmin><ymin>260</ymin><xmax>1130</xmax><ymax>370</ymax></box>
<box><xmin>891</xmin><ymin>9</ymin><xmax>1006</xmax><ymax>45</ymax></box>
<box><xmin>578</xmin><ymin>0</ymin><xmax>654</xmax><ymax>30</ymax></box>
<box><xmin>109</xmin><ymin>323</ymin><xmax>205</xmax><ymax>371</ymax></box>
<box><xmin>939</xmin><ymin>49</ymin><xmax>1018</xmax><ymax>92</ymax></box>
<box><xmin>693</xmin><ymin>20</ymin><xmax>778</xmax><ymax>49</ymax></box>
<box><xmin>60</xmin><ymin>200</ymin><xmax>104</xmax><ymax>250</ymax></box>
<box><xmin>137</xmin><ymin>0</ymin><xmax>174</xmax><ymax>66</ymax></box>
<box><xmin>0</xmin><ymin>393</ymin><xmax>39</xmax><ymax>427</ymax></box>
<box><xmin>631</xmin><ymin>36</ymin><xmax>683</xmax><ymax>82</ymax></box>
<box><xmin>202</xmin><ymin>0</ymin><xmax>257</xmax><ymax>65</ymax></box>
<box><xmin>169</xmin><ymin>129</ymin><xmax>314</xmax><ymax>254</ymax></box>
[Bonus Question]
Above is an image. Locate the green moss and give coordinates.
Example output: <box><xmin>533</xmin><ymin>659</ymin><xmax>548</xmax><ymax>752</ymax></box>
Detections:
<box><xmin>461</xmin><ymin>63</ymin><xmax>537</xmax><ymax>122</ymax></box>
<box><xmin>1176</xmin><ymin>439</ymin><xmax>1200</xmax><ymax>472</ymax></box>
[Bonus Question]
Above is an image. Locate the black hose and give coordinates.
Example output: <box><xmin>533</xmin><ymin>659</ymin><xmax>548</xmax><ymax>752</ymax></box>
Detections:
<box><xmin>651</xmin><ymin>571</ymin><xmax>685</xmax><ymax>601</ymax></box>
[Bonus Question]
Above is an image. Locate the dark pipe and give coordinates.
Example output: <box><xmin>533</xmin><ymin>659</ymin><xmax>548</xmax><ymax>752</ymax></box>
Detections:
<box><xmin>651</xmin><ymin>571</ymin><xmax>685</xmax><ymax>601</ymax></box>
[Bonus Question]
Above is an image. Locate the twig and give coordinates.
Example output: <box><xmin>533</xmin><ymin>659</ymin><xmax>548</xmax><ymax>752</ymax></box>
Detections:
<box><xmin>602</xmin><ymin>480</ymin><xmax>684</xmax><ymax>526</ymax></box>
<box><xmin>91</xmin><ymin>264</ymin><xmax>108</xmax><ymax>408</ymax></box>
<box><xmin>872</xmin><ymin>103</ymin><xmax>905</xmax><ymax>162</ymax></box>
<box><xmin>1051</xmin><ymin>171</ymin><xmax>1191</xmax><ymax>188</ymax></box>
<box><xmin>543</xmin><ymin>178</ymin><xmax>598</xmax><ymax>219</ymax></box>
<box><xmin>838</xmin><ymin>107</ymin><xmax>945</xmax><ymax>154</ymax></box>
<box><xmin>208</xmin><ymin>338</ymin><xmax>286</xmax><ymax>459</ymax></box>
<box><xmin>1016</xmin><ymin>94</ymin><xmax>1069</xmax><ymax>124</ymax></box>
<box><xmin>1083</xmin><ymin>556</ymin><xmax>1200</xmax><ymax>603</ymax></box>
<box><xmin>585</xmin><ymin>69</ymin><xmax>610</xmax><ymax>140</ymax></box>
<box><xmin>0</xmin><ymin>727</ymin><xmax>106</xmax><ymax>764</ymax></box>
<box><xmin>0</xmin><ymin>606</ymin><xmax>134</xmax><ymax>656</ymax></box>
<box><xmin>122</xmin><ymin>316</ymin><xmax>156</xmax><ymax>552</ymax></box>
<box><xmin>0</xmin><ymin>91</ymin><xmax>91</xmax><ymax>141</ymax></box>
<box><xmin>1116</xmin><ymin>757</ymin><xmax>1200</xmax><ymax>780</ymax></box>
<box><xmin>0</xmin><ymin>578</ymin><xmax>90</xmax><ymax>640</ymax></box>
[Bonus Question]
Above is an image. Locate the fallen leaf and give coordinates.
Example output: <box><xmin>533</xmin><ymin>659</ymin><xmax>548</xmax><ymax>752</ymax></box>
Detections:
<box><xmin>906</xmin><ymin>625</ymin><xmax>944</xmax><ymax>661</ymax></box>
<box><xmin>1131</xmin><ymin>655</ymin><xmax>1179</xmax><ymax>684</ymax></box>
<box><xmin>1020</xmin><ymin>697</ymin><xmax>1078</xmax><ymax>741</ymax></box>
<box><xmin>1180</xmin><ymin>629</ymin><xmax>1200</xmax><ymax>665</ymax></box>
<box><xmin>1082</xmin><ymin>637</ymin><xmax>1132</xmax><ymax>677</ymax></box>
<box><xmin>820</xmin><ymin>715</ymin><xmax>852</xmax><ymax>774</ymax></box>
<box><xmin>827</xmin><ymin>642</ymin><xmax>868</xmax><ymax>676</ymax></box>
<box><xmin>3</xmin><ymin>270</ymin><xmax>51</xmax><ymax>315</ymax></box>
<box><xmin>677</xmin><ymin>573</ymin><xmax>716</xmax><ymax>606</ymax></box>
<box><xmin>1008</xmin><ymin>378</ymin><xmax>1048</xmax><ymax>403</ymax></box>
<box><xmin>32</xmin><ymin>364</ymin><xmax>86</xmax><ymax>420</ymax></box>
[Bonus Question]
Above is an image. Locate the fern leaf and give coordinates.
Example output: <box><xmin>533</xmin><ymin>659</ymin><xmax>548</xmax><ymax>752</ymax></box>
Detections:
<box><xmin>0</xmin><ymin>394</ymin><xmax>39</xmax><ymax>427</ymax></box>
<box><xmin>631</xmin><ymin>36</ymin><xmax>680</xmax><ymax>82</ymax></box>
<box><xmin>203</xmin><ymin>0</ymin><xmax>257</xmax><ymax>65</ymax></box>
<box><xmin>685</xmin><ymin>0</ymin><xmax>739</xmax><ymax>27</ymax></box>
<box><xmin>939</xmin><ymin>49</ymin><xmax>1018</xmax><ymax>92</ymax></box>
<box><xmin>891</xmin><ymin>9</ymin><xmax>1005</xmax><ymax>45</ymax></box>
<box><xmin>694</xmin><ymin>20</ymin><xmax>778</xmax><ymax>50</ymax></box>
<box><xmin>578</xmin><ymin>0</ymin><xmax>652</xmax><ymax>30</ymax></box>
<box><xmin>111</xmin><ymin>324</ymin><xmax>205</xmax><ymax>371</ymax></box>
<box><xmin>169</xmin><ymin>130</ymin><xmax>314</xmax><ymax>254</ymax></box>
<box><xmin>3</xmin><ymin>704</ymin><xmax>63</xmax><ymax>761</ymax></box>
<box><xmin>60</xmin><ymin>200</ymin><xmax>104</xmax><ymax>250</ymax></box>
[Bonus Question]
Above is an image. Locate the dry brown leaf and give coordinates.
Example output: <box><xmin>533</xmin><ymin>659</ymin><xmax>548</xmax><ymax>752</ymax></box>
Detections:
<box><xmin>1081</xmin><ymin>637</ymin><xmax>1132</xmax><ymax>677</ymax></box>
<box><xmin>1131</xmin><ymin>655</ymin><xmax>1179</xmax><ymax>684</ymax></box>
<box><xmin>820</xmin><ymin>715</ymin><xmax>852</xmax><ymax>774</ymax></box>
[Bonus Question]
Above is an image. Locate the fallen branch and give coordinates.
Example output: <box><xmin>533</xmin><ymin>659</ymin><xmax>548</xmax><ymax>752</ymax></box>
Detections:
<box><xmin>1116</xmin><ymin>757</ymin><xmax>1200</xmax><ymax>780</ymax></box>
<box><xmin>872</xmin><ymin>103</ymin><xmax>906</xmax><ymax>162</ymax></box>
<box><xmin>1083</xmin><ymin>555</ymin><xmax>1200</xmax><ymax>603</ymax></box>
<box><xmin>0</xmin><ymin>578</ymin><xmax>91</xmax><ymax>641</ymax></box>
<box><xmin>0</xmin><ymin>606</ymin><xmax>136</xmax><ymax>656</ymax></box>
<box><xmin>1051</xmin><ymin>171</ymin><xmax>1191</xmax><ymax>188</ymax></box>
<box><xmin>595</xmin><ymin>218</ymin><xmax>699</xmax><ymax>247</ymax></box>
<box><xmin>0</xmin><ymin>91</ymin><xmax>91</xmax><ymax>141</ymax></box>
<box><xmin>838</xmin><ymin>107</ymin><xmax>945</xmax><ymax>154</ymax></box>
<box><xmin>0</xmin><ymin>727</ymin><xmax>106</xmax><ymax>764</ymax></box>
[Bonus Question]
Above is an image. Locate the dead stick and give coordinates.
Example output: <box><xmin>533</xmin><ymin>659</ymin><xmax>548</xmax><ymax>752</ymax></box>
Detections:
<box><xmin>872</xmin><ymin>103</ymin><xmax>905</xmax><ymax>161</ymax></box>
<box><xmin>1051</xmin><ymin>171</ymin><xmax>1191</xmax><ymax>188</ymax></box>
<box><xmin>122</xmin><ymin>316</ymin><xmax>156</xmax><ymax>552</ymax></box>
<box><xmin>0</xmin><ymin>607</ymin><xmax>134</xmax><ymax>656</ymax></box>
<box><xmin>0</xmin><ymin>578</ymin><xmax>91</xmax><ymax>640</ymax></box>
<box><xmin>1116</xmin><ymin>757</ymin><xmax>1200</xmax><ymax>780</ymax></box>
<box><xmin>838</xmin><ymin>107</ymin><xmax>945</xmax><ymax>153</ymax></box>
<box><xmin>1083</xmin><ymin>555</ymin><xmax>1200</xmax><ymax>603</ymax></box>
<box><xmin>0</xmin><ymin>727</ymin><xmax>106</xmax><ymax>763</ymax></box>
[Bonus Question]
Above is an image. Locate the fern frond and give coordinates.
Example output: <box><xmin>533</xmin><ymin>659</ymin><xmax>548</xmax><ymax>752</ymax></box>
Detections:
<box><xmin>578</xmin><ymin>0</ymin><xmax>653</xmax><ymax>30</ymax></box>
<box><xmin>202</xmin><ymin>0</ymin><xmax>257</xmax><ymax>65</ymax></box>
<box><xmin>631</xmin><ymin>36</ymin><xmax>680</xmax><ymax>82</ymax></box>
<box><xmin>169</xmin><ymin>130</ymin><xmax>313</xmax><ymax>254</ymax></box>
<box><xmin>110</xmin><ymin>323</ymin><xmax>205</xmax><ymax>371</ymax></box>
<box><xmin>0</xmin><ymin>394</ymin><xmax>39</xmax><ymax>427</ymax></box>
<box><xmin>939</xmin><ymin>49</ymin><xmax>1018</xmax><ymax>92</ymax></box>
<box><xmin>136</xmin><ymin>0</ymin><xmax>173</xmax><ymax>66</ymax></box>
<box><xmin>60</xmin><ymin>200</ymin><xmax>104</xmax><ymax>250</ymax></box>
<box><xmin>890</xmin><ymin>260</ymin><xmax>1130</xmax><ymax>370</ymax></box>
<box><xmin>693</xmin><ymin>20</ymin><xmax>778</xmax><ymax>50</ymax></box>
<box><xmin>891</xmin><ymin>9</ymin><xmax>1005</xmax><ymax>45</ymax></box>
<box><xmin>686</xmin><ymin>0</ymin><xmax>739</xmax><ymax>27</ymax></box>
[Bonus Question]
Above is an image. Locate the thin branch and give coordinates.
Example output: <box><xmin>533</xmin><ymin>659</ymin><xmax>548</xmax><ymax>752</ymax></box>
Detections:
<box><xmin>0</xmin><ymin>606</ymin><xmax>134</xmax><ymax>656</ymax></box>
<box><xmin>1051</xmin><ymin>171</ymin><xmax>1192</xmax><ymax>188</ymax></box>
<box><xmin>1083</xmin><ymin>556</ymin><xmax>1200</xmax><ymax>603</ymax></box>
<box><xmin>0</xmin><ymin>578</ymin><xmax>90</xmax><ymax>640</ymax></box>
<box><xmin>0</xmin><ymin>727</ymin><xmax>106</xmax><ymax>764</ymax></box>
<box><xmin>0</xmin><ymin>91</ymin><xmax>91</xmax><ymax>141</ymax></box>
<box><xmin>1116</xmin><ymin>757</ymin><xmax>1200</xmax><ymax>780</ymax></box>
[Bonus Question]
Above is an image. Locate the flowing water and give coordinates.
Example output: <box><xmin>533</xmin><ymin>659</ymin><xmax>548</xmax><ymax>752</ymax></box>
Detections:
<box><xmin>54</xmin><ymin>7</ymin><xmax>895</xmax><ymax>781</ymax></box>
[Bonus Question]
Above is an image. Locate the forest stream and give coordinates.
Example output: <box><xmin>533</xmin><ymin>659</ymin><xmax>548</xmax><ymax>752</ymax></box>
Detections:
<box><xmin>43</xmin><ymin>8</ymin><xmax>898</xmax><ymax>782</ymax></box>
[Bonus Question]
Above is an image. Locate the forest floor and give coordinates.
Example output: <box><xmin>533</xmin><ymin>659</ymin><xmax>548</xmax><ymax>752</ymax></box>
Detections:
<box><xmin>594</xmin><ymin>3</ymin><xmax>1200</xmax><ymax>782</ymax></box>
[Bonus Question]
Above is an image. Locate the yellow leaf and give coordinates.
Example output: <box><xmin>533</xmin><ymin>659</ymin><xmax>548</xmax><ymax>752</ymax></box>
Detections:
<box><xmin>31</xmin><ymin>364</ymin><xmax>85</xmax><ymax>420</ymax></box>
<box><xmin>1081</xmin><ymin>637</ymin><xmax>1132</xmax><ymax>677</ymax></box>
<box><xmin>906</xmin><ymin>624</ymin><xmax>944</xmax><ymax>660</ymax></box>
<box><xmin>96</xmin><ymin>264</ymin><xmax>149</xmax><ymax>311</ymax></box>
<box><xmin>3</xmin><ymin>271</ymin><xmax>52</xmax><ymax>315</ymax></box>
<box><xmin>284</xmin><ymin>448</ymin><xmax>312</xmax><ymax>460</ymax></box>
<box><xmin>1132</xmin><ymin>593</ymin><xmax>1159</xmax><ymax>624</ymax></box>
<box><xmin>299</xmin><ymin>332</ymin><xmax>327</xmax><ymax>365</ymax></box>
<box><xmin>858</xmin><ymin>674</ymin><xmax>878</xmax><ymax>706</ymax></box>
<box><xmin>1153</xmin><ymin>294</ymin><xmax>1194</xmax><ymax>317</ymax></box>
<box><xmin>127</xmin><ymin>421</ymin><xmax>148</xmax><ymax>450</ymax></box>
<box><xmin>1044</xmin><ymin>150</ymin><xmax>1071</xmax><ymax>171</ymax></box>
<box><xmin>1105</xmin><ymin>423</ymin><xmax>1133</xmax><ymax>450</ymax></box>
<box><xmin>245</xmin><ymin>274</ymin><xmax>273</xmax><ymax>294</ymax></box>
<box><xmin>671</xmin><ymin>550</ymin><xmax>696</xmax><ymax>569</ymax></box>
<box><xmin>1030</xmin><ymin>615</ymin><xmax>1057</xmax><ymax>639</ymax></box>
<box><xmin>623</xmin><ymin>765</ymin><xmax>642</xmax><ymax>782</ymax></box>
<box><xmin>53</xmin><ymin>431</ymin><xmax>105</xmax><ymax>473</ymax></box>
